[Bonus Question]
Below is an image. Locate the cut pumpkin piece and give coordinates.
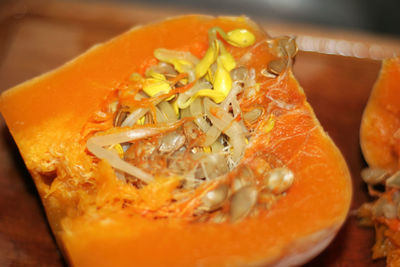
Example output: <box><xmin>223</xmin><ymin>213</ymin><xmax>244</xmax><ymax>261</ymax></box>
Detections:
<box><xmin>0</xmin><ymin>15</ymin><xmax>352</xmax><ymax>266</ymax></box>
<box><xmin>359</xmin><ymin>56</ymin><xmax>400</xmax><ymax>266</ymax></box>
<box><xmin>361</xmin><ymin>57</ymin><xmax>400</xmax><ymax>172</ymax></box>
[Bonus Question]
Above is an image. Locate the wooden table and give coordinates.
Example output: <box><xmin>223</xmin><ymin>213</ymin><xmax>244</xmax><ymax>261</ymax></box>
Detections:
<box><xmin>1</xmin><ymin>0</ymin><xmax>400</xmax><ymax>266</ymax></box>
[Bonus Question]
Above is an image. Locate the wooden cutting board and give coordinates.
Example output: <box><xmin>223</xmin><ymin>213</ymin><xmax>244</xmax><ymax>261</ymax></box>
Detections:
<box><xmin>1</xmin><ymin>0</ymin><xmax>399</xmax><ymax>266</ymax></box>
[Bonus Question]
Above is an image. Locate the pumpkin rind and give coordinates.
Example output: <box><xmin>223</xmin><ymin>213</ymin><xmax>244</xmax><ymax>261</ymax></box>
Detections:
<box><xmin>0</xmin><ymin>15</ymin><xmax>351</xmax><ymax>266</ymax></box>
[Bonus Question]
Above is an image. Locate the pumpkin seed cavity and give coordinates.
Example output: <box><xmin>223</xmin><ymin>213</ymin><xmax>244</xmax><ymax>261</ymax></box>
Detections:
<box><xmin>85</xmin><ymin>27</ymin><xmax>295</xmax><ymax>223</ymax></box>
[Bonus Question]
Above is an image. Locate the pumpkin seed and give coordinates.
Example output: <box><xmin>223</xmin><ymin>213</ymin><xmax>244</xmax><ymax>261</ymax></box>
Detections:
<box><xmin>265</xmin><ymin>167</ymin><xmax>294</xmax><ymax>194</ymax></box>
<box><xmin>210</xmin><ymin>211</ymin><xmax>227</xmax><ymax>224</ymax></box>
<box><xmin>229</xmin><ymin>185</ymin><xmax>258</xmax><ymax>223</ymax></box>
<box><xmin>113</xmin><ymin>106</ymin><xmax>129</xmax><ymax>126</ymax></box>
<box><xmin>232</xmin><ymin>166</ymin><xmax>254</xmax><ymax>191</ymax></box>
<box><xmin>383</xmin><ymin>202</ymin><xmax>397</xmax><ymax>219</ymax></box>
<box><xmin>278</xmin><ymin>37</ymin><xmax>298</xmax><ymax>58</ymax></box>
<box><xmin>201</xmin><ymin>184</ymin><xmax>229</xmax><ymax>211</ymax></box>
<box><xmin>386</xmin><ymin>171</ymin><xmax>400</xmax><ymax>189</ymax></box>
<box><xmin>230</xmin><ymin>66</ymin><xmax>248</xmax><ymax>81</ymax></box>
<box><xmin>260</xmin><ymin>68</ymin><xmax>278</xmax><ymax>78</ymax></box>
<box><xmin>232</xmin><ymin>178</ymin><xmax>245</xmax><ymax>192</ymax></box>
<box><xmin>361</xmin><ymin>167</ymin><xmax>388</xmax><ymax>185</ymax></box>
<box><xmin>372</xmin><ymin>197</ymin><xmax>387</xmax><ymax>217</ymax></box>
<box><xmin>267</xmin><ymin>58</ymin><xmax>287</xmax><ymax>75</ymax></box>
<box><xmin>266</xmin><ymin>37</ymin><xmax>298</xmax><ymax>59</ymax></box>
<box><xmin>159</xmin><ymin>132</ymin><xmax>185</xmax><ymax>153</ymax></box>
<box><xmin>195</xmin><ymin>153</ymin><xmax>230</xmax><ymax>179</ymax></box>
<box><xmin>243</xmin><ymin>108</ymin><xmax>262</xmax><ymax>123</ymax></box>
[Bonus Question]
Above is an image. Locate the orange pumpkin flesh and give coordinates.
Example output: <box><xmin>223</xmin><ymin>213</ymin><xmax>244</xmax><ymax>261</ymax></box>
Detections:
<box><xmin>0</xmin><ymin>15</ymin><xmax>351</xmax><ymax>266</ymax></box>
<box><xmin>361</xmin><ymin>57</ymin><xmax>400</xmax><ymax>171</ymax></box>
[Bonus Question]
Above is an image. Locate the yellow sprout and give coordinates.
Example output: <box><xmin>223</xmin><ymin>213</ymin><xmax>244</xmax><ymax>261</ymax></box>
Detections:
<box><xmin>203</xmin><ymin>146</ymin><xmax>211</xmax><ymax>153</ymax></box>
<box><xmin>219</xmin><ymin>45</ymin><xmax>236</xmax><ymax>72</ymax></box>
<box><xmin>213</xmin><ymin>57</ymin><xmax>232</xmax><ymax>97</ymax></box>
<box><xmin>143</xmin><ymin>71</ymin><xmax>176</xmax><ymax>100</ymax></box>
<box><xmin>171</xmin><ymin>99</ymin><xmax>180</xmax><ymax>117</ymax></box>
<box><xmin>177</xmin><ymin>89</ymin><xmax>226</xmax><ymax>109</ymax></box>
<box><xmin>108</xmin><ymin>101</ymin><xmax>118</xmax><ymax>113</ymax></box>
<box><xmin>110</xmin><ymin>144</ymin><xmax>124</xmax><ymax>158</ymax></box>
<box><xmin>147</xmin><ymin>70</ymin><xmax>167</xmax><ymax>81</ymax></box>
<box><xmin>154</xmin><ymin>48</ymin><xmax>197</xmax><ymax>73</ymax></box>
<box><xmin>226</xmin><ymin>29</ymin><xmax>256</xmax><ymax>48</ymax></box>
<box><xmin>194</xmin><ymin>89</ymin><xmax>226</xmax><ymax>103</ymax></box>
<box><xmin>143</xmin><ymin>78</ymin><xmax>171</xmax><ymax>97</ymax></box>
<box><xmin>206</xmin><ymin>68</ymin><xmax>214</xmax><ymax>82</ymax></box>
<box><xmin>195</xmin><ymin>40</ymin><xmax>218</xmax><ymax>78</ymax></box>
<box><xmin>263</xmin><ymin>115</ymin><xmax>275</xmax><ymax>133</ymax></box>
<box><xmin>141</xmin><ymin>27</ymin><xmax>255</xmax><ymax>110</ymax></box>
<box><xmin>172</xmin><ymin>59</ymin><xmax>193</xmax><ymax>73</ymax></box>
<box><xmin>137</xmin><ymin>116</ymin><xmax>145</xmax><ymax>125</ymax></box>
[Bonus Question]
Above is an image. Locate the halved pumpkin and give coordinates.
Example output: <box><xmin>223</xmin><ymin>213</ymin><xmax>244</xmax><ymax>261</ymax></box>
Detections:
<box><xmin>0</xmin><ymin>15</ymin><xmax>351</xmax><ymax>266</ymax></box>
<box><xmin>359</xmin><ymin>57</ymin><xmax>400</xmax><ymax>265</ymax></box>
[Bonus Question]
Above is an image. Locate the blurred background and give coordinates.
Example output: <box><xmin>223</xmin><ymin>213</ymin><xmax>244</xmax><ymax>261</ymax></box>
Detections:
<box><xmin>1</xmin><ymin>0</ymin><xmax>400</xmax><ymax>106</ymax></box>
<box><xmin>120</xmin><ymin>0</ymin><xmax>400</xmax><ymax>36</ymax></box>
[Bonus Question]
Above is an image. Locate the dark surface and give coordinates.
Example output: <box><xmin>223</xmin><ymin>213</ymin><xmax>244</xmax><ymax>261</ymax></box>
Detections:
<box><xmin>0</xmin><ymin>0</ymin><xmax>389</xmax><ymax>266</ymax></box>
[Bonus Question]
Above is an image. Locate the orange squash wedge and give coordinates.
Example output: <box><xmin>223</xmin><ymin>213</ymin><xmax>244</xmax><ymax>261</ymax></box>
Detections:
<box><xmin>359</xmin><ymin>57</ymin><xmax>400</xmax><ymax>265</ymax></box>
<box><xmin>0</xmin><ymin>15</ymin><xmax>352</xmax><ymax>266</ymax></box>
<box><xmin>361</xmin><ymin>57</ymin><xmax>400</xmax><ymax>171</ymax></box>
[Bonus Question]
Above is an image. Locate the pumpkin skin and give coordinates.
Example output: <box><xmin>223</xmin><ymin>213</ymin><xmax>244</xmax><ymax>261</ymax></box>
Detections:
<box><xmin>0</xmin><ymin>15</ymin><xmax>352</xmax><ymax>267</ymax></box>
<box><xmin>361</xmin><ymin>57</ymin><xmax>400</xmax><ymax>171</ymax></box>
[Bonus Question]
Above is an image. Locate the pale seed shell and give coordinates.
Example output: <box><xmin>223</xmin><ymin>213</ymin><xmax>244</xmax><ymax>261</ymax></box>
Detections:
<box><xmin>361</xmin><ymin>167</ymin><xmax>388</xmax><ymax>185</ymax></box>
<box><xmin>260</xmin><ymin>68</ymin><xmax>278</xmax><ymax>78</ymax></box>
<box><xmin>386</xmin><ymin>171</ymin><xmax>400</xmax><ymax>189</ymax></box>
<box><xmin>232</xmin><ymin>166</ymin><xmax>254</xmax><ymax>192</ymax></box>
<box><xmin>232</xmin><ymin>178</ymin><xmax>244</xmax><ymax>192</ymax></box>
<box><xmin>278</xmin><ymin>37</ymin><xmax>298</xmax><ymax>58</ymax></box>
<box><xmin>383</xmin><ymin>203</ymin><xmax>397</xmax><ymax>219</ymax></box>
<box><xmin>113</xmin><ymin>106</ymin><xmax>129</xmax><ymax>127</ymax></box>
<box><xmin>267</xmin><ymin>58</ymin><xmax>287</xmax><ymax>75</ymax></box>
<box><xmin>230</xmin><ymin>66</ymin><xmax>248</xmax><ymax>81</ymax></box>
<box><xmin>266</xmin><ymin>36</ymin><xmax>298</xmax><ymax>59</ymax></box>
<box><xmin>265</xmin><ymin>167</ymin><xmax>294</xmax><ymax>194</ymax></box>
<box><xmin>229</xmin><ymin>185</ymin><xmax>258</xmax><ymax>223</ymax></box>
<box><xmin>243</xmin><ymin>108</ymin><xmax>263</xmax><ymax>123</ymax></box>
<box><xmin>372</xmin><ymin>197</ymin><xmax>387</xmax><ymax>217</ymax></box>
<box><xmin>201</xmin><ymin>184</ymin><xmax>229</xmax><ymax>212</ymax></box>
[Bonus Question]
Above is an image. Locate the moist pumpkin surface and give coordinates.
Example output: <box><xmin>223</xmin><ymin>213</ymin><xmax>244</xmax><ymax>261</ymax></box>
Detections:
<box><xmin>0</xmin><ymin>15</ymin><xmax>351</xmax><ymax>266</ymax></box>
<box><xmin>361</xmin><ymin>57</ymin><xmax>400</xmax><ymax>172</ymax></box>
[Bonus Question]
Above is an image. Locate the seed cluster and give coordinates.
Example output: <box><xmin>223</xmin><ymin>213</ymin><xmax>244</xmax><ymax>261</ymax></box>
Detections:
<box><xmin>86</xmin><ymin>27</ymin><xmax>298</xmax><ymax>223</ymax></box>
